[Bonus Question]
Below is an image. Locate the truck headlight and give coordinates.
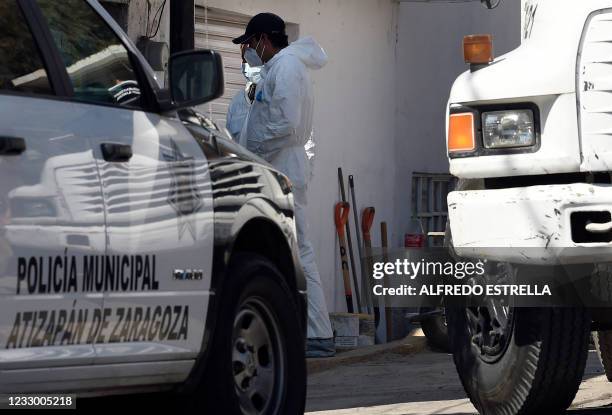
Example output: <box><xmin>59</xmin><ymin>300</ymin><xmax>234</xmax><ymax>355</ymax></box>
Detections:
<box><xmin>482</xmin><ymin>110</ymin><xmax>535</xmax><ymax>149</ymax></box>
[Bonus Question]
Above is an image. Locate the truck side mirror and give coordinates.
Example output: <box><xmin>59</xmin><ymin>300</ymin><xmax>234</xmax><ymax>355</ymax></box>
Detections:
<box><xmin>168</xmin><ymin>49</ymin><xmax>224</xmax><ymax>109</ymax></box>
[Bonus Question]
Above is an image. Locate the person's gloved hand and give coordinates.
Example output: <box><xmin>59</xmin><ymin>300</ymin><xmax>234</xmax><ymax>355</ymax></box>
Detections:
<box><xmin>247</xmin><ymin>83</ymin><xmax>257</xmax><ymax>103</ymax></box>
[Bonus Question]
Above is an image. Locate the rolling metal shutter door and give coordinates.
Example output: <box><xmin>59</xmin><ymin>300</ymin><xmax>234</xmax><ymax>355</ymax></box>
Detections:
<box><xmin>194</xmin><ymin>7</ymin><xmax>250</xmax><ymax>128</ymax></box>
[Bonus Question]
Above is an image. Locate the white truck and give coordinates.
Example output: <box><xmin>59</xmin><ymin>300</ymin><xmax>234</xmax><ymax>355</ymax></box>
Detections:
<box><xmin>0</xmin><ymin>1</ymin><xmax>307</xmax><ymax>413</ymax></box>
<box><xmin>446</xmin><ymin>1</ymin><xmax>612</xmax><ymax>414</ymax></box>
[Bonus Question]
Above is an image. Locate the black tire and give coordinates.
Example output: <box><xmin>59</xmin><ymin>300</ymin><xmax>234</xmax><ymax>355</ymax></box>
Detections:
<box><xmin>448</xmin><ymin>306</ymin><xmax>591</xmax><ymax>415</ymax></box>
<box><xmin>590</xmin><ymin>263</ymin><xmax>612</xmax><ymax>382</ymax></box>
<box><xmin>192</xmin><ymin>253</ymin><xmax>306</xmax><ymax>415</ymax></box>
<box><xmin>593</xmin><ymin>331</ymin><xmax>612</xmax><ymax>382</ymax></box>
<box><xmin>420</xmin><ymin>307</ymin><xmax>450</xmax><ymax>352</ymax></box>
<box><xmin>591</xmin><ymin>263</ymin><xmax>612</xmax><ymax>303</ymax></box>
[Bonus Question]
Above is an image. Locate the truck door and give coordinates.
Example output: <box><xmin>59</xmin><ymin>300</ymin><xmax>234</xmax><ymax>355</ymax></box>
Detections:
<box><xmin>36</xmin><ymin>0</ymin><xmax>214</xmax><ymax>366</ymax></box>
<box><xmin>0</xmin><ymin>0</ymin><xmax>105</xmax><ymax>386</ymax></box>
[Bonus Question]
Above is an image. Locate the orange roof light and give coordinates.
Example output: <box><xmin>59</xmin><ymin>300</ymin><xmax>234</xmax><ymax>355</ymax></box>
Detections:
<box><xmin>448</xmin><ymin>113</ymin><xmax>475</xmax><ymax>153</ymax></box>
<box><xmin>463</xmin><ymin>34</ymin><xmax>494</xmax><ymax>65</ymax></box>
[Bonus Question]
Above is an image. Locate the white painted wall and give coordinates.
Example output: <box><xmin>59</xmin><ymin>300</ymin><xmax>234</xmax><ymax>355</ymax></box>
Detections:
<box><xmin>143</xmin><ymin>0</ymin><xmax>521</xmax><ymax>313</ymax></box>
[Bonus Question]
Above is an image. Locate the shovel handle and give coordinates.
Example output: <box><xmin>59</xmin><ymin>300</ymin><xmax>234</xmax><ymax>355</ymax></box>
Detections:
<box><xmin>334</xmin><ymin>202</ymin><xmax>350</xmax><ymax>236</ymax></box>
<box><xmin>362</xmin><ymin>207</ymin><xmax>376</xmax><ymax>240</ymax></box>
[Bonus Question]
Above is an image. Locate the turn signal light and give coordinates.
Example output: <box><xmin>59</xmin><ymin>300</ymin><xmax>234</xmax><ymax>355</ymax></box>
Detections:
<box><xmin>448</xmin><ymin>113</ymin><xmax>475</xmax><ymax>153</ymax></box>
<box><xmin>463</xmin><ymin>34</ymin><xmax>494</xmax><ymax>65</ymax></box>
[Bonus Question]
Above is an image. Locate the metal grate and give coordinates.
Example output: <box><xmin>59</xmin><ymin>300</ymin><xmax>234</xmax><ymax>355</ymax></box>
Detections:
<box><xmin>411</xmin><ymin>172</ymin><xmax>457</xmax><ymax>246</ymax></box>
<box><xmin>577</xmin><ymin>11</ymin><xmax>612</xmax><ymax>171</ymax></box>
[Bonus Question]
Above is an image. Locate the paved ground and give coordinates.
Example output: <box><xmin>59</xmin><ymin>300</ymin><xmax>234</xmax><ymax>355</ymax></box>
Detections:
<box><xmin>306</xmin><ymin>349</ymin><xmax>612</xmax><ymax>415</ymax></box>
<box><xmin>77</xmin><ymin>341</ymin><xmax>612</xmax><ymax>414</ymax></box>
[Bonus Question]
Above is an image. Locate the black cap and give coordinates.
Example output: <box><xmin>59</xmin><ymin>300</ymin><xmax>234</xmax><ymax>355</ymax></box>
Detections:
<box><xmin>232</xmin><ymin>13</ymin><xmax>286</xmax><ymax>44</ymax></box>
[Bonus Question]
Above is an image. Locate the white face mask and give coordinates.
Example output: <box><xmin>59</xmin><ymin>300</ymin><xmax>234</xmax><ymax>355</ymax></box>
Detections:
<box><xmin>244</xmin><ymin>47</ymin><xmax>263</xmax><ymax>67</ymax></box>
<box><xmin>241</xmin><ymin>63</ymin><xmax>262</xmax><ymax>84</ymax></box>
<box><xmin>243</xmin><ymin>37</ymin><xmax>265</xmax><ymax>67</ymax></box>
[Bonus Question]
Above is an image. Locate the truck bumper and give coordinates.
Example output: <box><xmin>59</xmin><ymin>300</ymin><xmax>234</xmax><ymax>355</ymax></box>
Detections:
<box><xmin>448</xmin><ymin>183</ymin><xmax>612</xmax><ymax>264</ymax></box>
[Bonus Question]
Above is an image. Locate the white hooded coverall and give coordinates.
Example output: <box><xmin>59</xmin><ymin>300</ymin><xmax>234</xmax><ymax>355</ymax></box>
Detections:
<box><xmin>226</xmin><ymin>88</ymin><xmax>251</xmax><ymax>141</ymax></box>
<box><xmin>240</xmin><ymin>37</ymin><xmax>333</xmax><ymax>339</ymax></box>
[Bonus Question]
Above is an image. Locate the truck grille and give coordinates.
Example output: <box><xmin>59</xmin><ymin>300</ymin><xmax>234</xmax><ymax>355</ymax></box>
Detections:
<box><xmin>577</xmin><ymin>10</ymin><xmax>612</xmax><ymax>169</ymax></box>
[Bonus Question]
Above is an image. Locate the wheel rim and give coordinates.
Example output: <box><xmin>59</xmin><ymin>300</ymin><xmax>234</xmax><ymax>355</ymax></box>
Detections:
<box><xmin>466</xmin><ymin>262</ymin><xmax>515</xmax><ymax>363</ymax></box>
<box><xmin>232</xmin><ymin>298</ymin><xmax>285</xmax><ymax>415</ymax></box>
<box><xmin>467</xmin><ymin>300</ymin><xmax>514</xmax><ymax>362</ymax></box>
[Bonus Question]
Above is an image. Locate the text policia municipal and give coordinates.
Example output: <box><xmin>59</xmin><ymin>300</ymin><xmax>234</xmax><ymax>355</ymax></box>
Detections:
<box><xmin>8</xmin><ymin>255</ymin><xmax>195</xmax><ymax>350</ymax></box>
<box><xmin>17</xmin><ymin>255</ymin><xmax>158</xmax><ymax>295</ymax></box>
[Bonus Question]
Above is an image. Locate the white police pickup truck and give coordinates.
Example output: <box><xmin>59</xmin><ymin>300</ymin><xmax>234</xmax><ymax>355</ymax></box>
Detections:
<box><xmin>0</xmin><ymin>1</ymin><xmax>307</xmax><ymax>413</ymax></box>
<box><xmin>445</xmin><ymin>1</ymin><xmax>612</xmax><ymax>414</ymax></box>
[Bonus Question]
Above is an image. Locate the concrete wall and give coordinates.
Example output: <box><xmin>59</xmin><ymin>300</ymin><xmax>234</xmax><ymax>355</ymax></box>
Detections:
<box><xmin>102</xmin><ymin>0</ymin><xmax>169</xmax><ymax>44</ymax></box>
<box><xmin>129</xmin><ymin>0</ymin><xmax>169</xmax><ymax>45</ymax></box>
<box><xmin>393</xmin><ymin>0</ymin><xmax>521</xmax><ymax>248</ymax></box>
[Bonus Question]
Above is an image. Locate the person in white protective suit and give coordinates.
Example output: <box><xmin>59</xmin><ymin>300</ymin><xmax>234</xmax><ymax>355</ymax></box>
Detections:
<box><xmin>226</xmin><ymin>47</ymin><xmax>261</xmax><ymax>141</ymax></box>
<box><xmin>226</xmin><ymin>88</ymin><xmax>250</xmax><ymax>141</ymax></box>
<box><xmin>233</xmin><ymin>13</ymin><xmax>335</xmax><ymax>357</ymax></box>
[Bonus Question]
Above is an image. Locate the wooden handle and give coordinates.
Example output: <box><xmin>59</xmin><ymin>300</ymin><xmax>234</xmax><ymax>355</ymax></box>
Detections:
<box><xmin>381</xmin><ymin>222</ymin><xmax>388</xmax><ymax>249</ymax></box>
<box><xmin>338</xmin><ymin>230</ymin><xmax>354</xmax><ymax>313</ymax></box>
<box><xmin>334</xmin><ymin>202</ymin><xmax>350</xmax><ymax>236</ymax></box>
<box><xmin>361</xmin><ymin>207</ymin><xmax>375</xmax><ymax>240</ymax></box>
<box><xmin>336</xmin><ymin>202</ymin><xmax>354</xmax><ymax>313</ymax></box>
